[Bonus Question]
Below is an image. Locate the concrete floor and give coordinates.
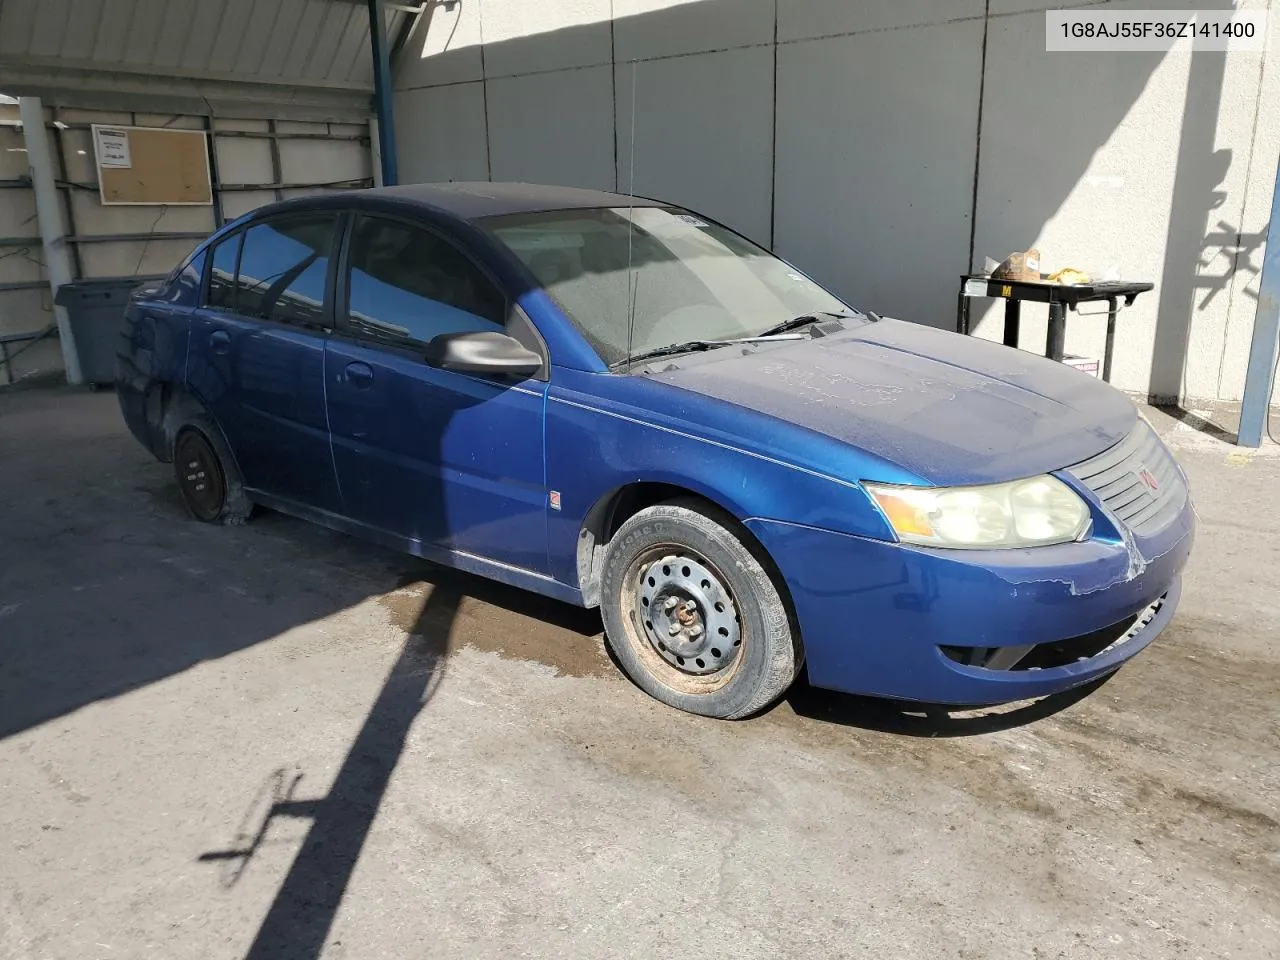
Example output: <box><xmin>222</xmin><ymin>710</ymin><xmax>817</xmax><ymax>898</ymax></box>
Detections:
<box><xmin>1</xmin><ymin>387</ymin><xmax>1277</xmax><ymax>960</ymax></box>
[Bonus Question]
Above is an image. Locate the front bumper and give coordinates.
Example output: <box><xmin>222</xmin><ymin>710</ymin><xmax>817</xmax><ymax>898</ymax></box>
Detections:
<box><xmin>746</xmin><ymin>496</ymin><xmax>1194</xmax><ymax>704</ymax></box>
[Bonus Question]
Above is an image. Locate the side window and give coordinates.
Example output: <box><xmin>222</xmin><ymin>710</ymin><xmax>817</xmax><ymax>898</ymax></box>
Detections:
<box><xmin>206</xmin><ymin>233</ymin><xmax>240</xmax><ymax>310</ymax></box>
<box><xmin>161</xmin><ymin>247</ymin><xmax>206</xmax><ymax>304</ymax></box>
<box><xmin>346</xmin><ymin>216</ymin><xmax>506</xmax><ymax>344</ymax></box>
<box><xmin>235</xmin><ymin>214</ymin><xmax>339</xmax><ymax>327</ymax></box>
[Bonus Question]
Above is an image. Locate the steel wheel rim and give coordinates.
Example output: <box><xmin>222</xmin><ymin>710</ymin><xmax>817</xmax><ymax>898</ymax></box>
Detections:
<box><xmin>176</xmin><ymin>432</ymin><xmax>225</xmax><ymax>522</ymax></box>
<box><xmin>621</xmin><ymin>544</ymin><xmax>744</xmax><ymax>694</ymax></box>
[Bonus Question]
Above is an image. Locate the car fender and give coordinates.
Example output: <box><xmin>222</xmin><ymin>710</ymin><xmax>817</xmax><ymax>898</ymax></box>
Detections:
<box><xmin>545</xmin><ymin>368</ymin><xmax>914</xmax><ymax>593</ymax></box>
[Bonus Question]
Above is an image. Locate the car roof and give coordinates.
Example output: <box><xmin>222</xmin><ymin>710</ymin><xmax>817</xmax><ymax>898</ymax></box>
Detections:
<box><xmin>248</xmin><ymin>182</ymin><xmax>665</xmax><ymax>225</ymax></box>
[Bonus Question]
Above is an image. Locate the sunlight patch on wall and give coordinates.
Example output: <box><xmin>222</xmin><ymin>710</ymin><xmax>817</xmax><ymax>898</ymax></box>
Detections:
<box><xmin>417</xmin><ymin>0</ymin><xmax>625</xmax><ymax>60</ymax></box>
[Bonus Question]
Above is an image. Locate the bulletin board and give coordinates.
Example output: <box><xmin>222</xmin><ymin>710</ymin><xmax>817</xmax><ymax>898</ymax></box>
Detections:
<box><xmin>92</xmin><ymin>124</ymin><xmax>213</xmax><ymax>206</ymax></box>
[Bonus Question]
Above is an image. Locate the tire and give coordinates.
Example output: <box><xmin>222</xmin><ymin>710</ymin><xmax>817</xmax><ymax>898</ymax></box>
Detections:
<box><xmin>172</xmin><ymin>415</ymin><xmax>252</xmax><ymax>526</ymax></box>
<box><xmin>599</xmin><ymin>498</ymin><xmax>801</xmax><ymax>719</ymax></box>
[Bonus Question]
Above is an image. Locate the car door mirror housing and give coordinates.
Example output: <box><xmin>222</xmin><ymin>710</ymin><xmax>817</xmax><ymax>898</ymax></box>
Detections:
<box><xmin>423</xmin><ymin>331</ymin><xmax>543</xmax><ymax>377</ymax></box>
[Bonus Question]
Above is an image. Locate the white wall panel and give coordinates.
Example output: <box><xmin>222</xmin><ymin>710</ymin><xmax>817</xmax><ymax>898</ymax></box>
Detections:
<box><xmin>615</xmin><ymin>45</ymin><xmax>774</xmax><ymax>244</ymax></box>
<box><xmin>396</xmin><ymin>0</ymin><xmax>485</xmax><ymax>89</ymax></box>
<box><xmin>79</xmin><ymin>237</ymin><xmax>200</xmax><ymax>278</ymax></box>
<box><xmin>395</xmin><ymin>83</ymin><xmax>490</xmax><ymax>183</ymax></box>
<box><xmin>971</xmin><ymin>0</ymin><xmax>1237</xmax><ymax>399</ymax></box>
<box><xmin>613</xmin><ymin>0</ymin><xmax>773</xmax><ymax>62</ymax></box>
<box><xmin>279</xmin><ymin>138</ymin><xmax>370</xmax><ymax>184</ymax></box>
<box><xmin>383</xmin><ymin>0</ymin><xmax>1280</xmax><ymax>402</ymax></box>
<box><xmin>774</xmin><ymin>19</ymin><xmax>984</xmax><ymax>326</ymax></box>
<box><xmin>487</xmin><ymin>67</ymin><xmax>615</xmax><ymax>191</ymax></box>
<box><xmin>220</xmin><ymin>191</ymin><xmax>276</xmax><ymax>220</ymax></box>
<box><xmin>482</xmin><ymin>0</ymin><xmax>611</xmax><ymax>78</ymax></box>
<box><xmin>215</xmin><ymin>137</ymin><xmax>274</xmax><ymax>184</ymax></box>
<box><xmin>777</xmin><ymin>0</ymin><xmax>984</xmax><ymax>43</ymax></box>
<box><xmin>0</xmin><ymin>124</ymin><xmax>32</xmax><ymax>179</ymax></box>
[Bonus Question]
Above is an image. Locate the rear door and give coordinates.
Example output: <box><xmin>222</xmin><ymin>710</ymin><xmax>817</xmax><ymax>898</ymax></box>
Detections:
<box><xmin>324</xmin><ymin>213</ymin><xmax>549</xmax><ymax>573</ymax></box>
<box><xmin>186</xmin><ymin>212</ymin><xmax>343</xmax><ymax>513</ymax></box>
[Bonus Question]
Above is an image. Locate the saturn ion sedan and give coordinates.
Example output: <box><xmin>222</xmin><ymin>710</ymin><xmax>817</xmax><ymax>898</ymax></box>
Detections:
<box><xmin>117</xmin><ymin>182</ymin><xmax>1194</xmax><ymax>719</ymax></box>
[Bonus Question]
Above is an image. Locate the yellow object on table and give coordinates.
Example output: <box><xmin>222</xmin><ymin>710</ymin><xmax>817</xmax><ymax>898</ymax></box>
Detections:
<box><xmin>1048</xmin><ymin>267</ymin><xmax>1091</xmax><ymax>285</ymax></box>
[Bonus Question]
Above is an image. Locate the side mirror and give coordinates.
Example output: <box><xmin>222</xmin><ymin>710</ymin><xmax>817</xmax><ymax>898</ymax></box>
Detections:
<box><xmin>423</xmin><ymin>330</ymin><xmax>543</xmax><ymax>377</ymax></box>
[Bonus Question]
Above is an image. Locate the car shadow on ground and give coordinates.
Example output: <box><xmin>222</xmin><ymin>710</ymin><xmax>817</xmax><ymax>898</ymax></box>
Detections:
<box><xmin>598</xmin><ymin>634</ymin><xmax>1110</xmax><ymax>736</ymax></box>
<box><xmin>782</xmin><ymin>670</ymin><xmax>1114</xmax><ymax>738</ymax></box>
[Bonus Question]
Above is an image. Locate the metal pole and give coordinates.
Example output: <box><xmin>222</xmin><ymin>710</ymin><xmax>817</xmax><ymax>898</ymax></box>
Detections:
<box><xmin>369</xmin><ymin>115</ymin><xmax>384</xmax><ymax>188</ymax></box>
<box><xmin>367</xmin><ymin>0</ymin><xmax>399</xmax><ymax>186</ymax></box>
<box><xmin>203</xmin><ymin>115</ymin><xmax>226</xmax><ymax>228</ymax></box>
<box><xmin>18</xmin><ymin>96</ymin><xmax>82</xmax><ymax>385</ymax></box>
<box><xmin>1238</xmin><ymin>154</ymin><xmax>1280</xmax><ymax>447</ymax></box>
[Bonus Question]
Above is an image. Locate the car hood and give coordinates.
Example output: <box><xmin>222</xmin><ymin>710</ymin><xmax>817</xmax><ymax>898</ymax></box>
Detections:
<box><xmin>647</xmin><ymin>318</ymin><xmax>1138</xmax><ymax>485</ymax></box>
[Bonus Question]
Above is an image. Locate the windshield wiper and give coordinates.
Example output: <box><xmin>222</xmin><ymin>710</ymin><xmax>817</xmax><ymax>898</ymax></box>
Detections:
<box><xmin>755</xmin><ymin>311</ymin><xmax>860</xmax><ymax>338</ymax></box>
<box><xmin>613</xmin><ymin>333</ymin><xmax>808</xmax><ymax>370</ymax></box>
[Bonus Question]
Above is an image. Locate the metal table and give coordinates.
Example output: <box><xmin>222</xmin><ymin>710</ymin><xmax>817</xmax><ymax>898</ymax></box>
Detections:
<box><xmin>955</xmin><ymin>276</ymin><xmax>1154</xmax><ymax>382</ymax></box>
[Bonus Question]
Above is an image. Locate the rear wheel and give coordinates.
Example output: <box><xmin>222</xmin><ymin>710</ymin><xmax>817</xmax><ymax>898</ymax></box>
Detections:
<box><xmin>600</xmin><ymin>499</ymin><xmax>800</xmax><ymax>719</ymax></box>
<box><xmin>172</xmin><ymin>417</ymin><xmax>252</xmax><ymax>525</ymax></box>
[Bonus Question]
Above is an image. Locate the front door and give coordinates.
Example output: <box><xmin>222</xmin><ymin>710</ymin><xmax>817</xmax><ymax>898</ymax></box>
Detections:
<box><xmin>186</xmin><ymin>212</ymin><xmax>343</xmax><ymax>514</ymax></box>
<box><xmin>325</xmin><ymin>214</ymin><xmax>548</xmax><ymax>574</ymax></box>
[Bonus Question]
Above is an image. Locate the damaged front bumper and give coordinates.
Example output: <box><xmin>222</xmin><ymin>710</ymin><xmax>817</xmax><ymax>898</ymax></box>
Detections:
<box><xmin>746</xmin><ymin>493</ymin><xmax>1194</xmax><ymax>705</ymax></box>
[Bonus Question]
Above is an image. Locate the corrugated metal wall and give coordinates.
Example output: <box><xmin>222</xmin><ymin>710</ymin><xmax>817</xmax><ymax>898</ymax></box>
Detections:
<box><xmin>0</xmin><ymin>102</ymin><xmax>372</xmax><ymax>384</ymax></box>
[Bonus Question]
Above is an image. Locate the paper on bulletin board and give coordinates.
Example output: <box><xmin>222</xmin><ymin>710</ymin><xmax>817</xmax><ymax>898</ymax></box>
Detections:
<box><xmin>94</xmin><ymin>127</ymin><xmax>132</xmax><ymax>169</ymax></box>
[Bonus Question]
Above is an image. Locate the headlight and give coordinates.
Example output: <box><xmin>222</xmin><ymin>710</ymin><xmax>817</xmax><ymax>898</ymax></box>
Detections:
<box><xmin>864</xmin><ymin>475</ymin><xmax>1091</xmax><ymax>548</ymax></box>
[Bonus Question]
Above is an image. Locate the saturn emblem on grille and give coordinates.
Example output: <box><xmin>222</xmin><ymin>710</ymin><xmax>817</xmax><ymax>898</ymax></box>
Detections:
<box><xmin>1137</xmin><ymin>465</ymin><xmax>1160</xmax><ymax>492</ymax></box>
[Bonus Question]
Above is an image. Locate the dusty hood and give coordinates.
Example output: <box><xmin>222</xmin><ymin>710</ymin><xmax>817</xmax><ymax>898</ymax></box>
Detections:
<box><xmin>648</xmin><ymin>318</ymin><xmax>1137</xmax><ymax>485</ymax></box>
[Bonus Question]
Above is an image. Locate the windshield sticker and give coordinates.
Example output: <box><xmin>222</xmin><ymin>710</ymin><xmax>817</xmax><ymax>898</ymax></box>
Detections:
<box><xmin>674</xmin><ymin>214</ymin><xmax>710</xmax><ymax>228</ymax></box>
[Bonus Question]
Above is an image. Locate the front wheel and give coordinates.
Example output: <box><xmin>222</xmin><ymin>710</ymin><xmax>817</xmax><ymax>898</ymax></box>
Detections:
<box><xmin>600</xmin><ymin>500</ymin><xmax>801</xmax><ymax>719</ymax></box>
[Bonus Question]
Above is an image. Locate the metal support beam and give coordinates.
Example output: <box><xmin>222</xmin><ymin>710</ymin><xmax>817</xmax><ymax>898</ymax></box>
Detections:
<box><xmin>50</xmin><ymin>107</ymin><xmax>85</xmax><ymax>281</ymax></box>
<box><xmin>204</xmin><ymin>116</ymin><xmax>226</xmax><ymax>229</ymax></box>
<box><xmin>66</xmin><ymin>232</ymin><xmax>212</xmax><ymax>244</ymax></box>
<box><xmin>367</xmin><ymin>0</ymin><xmax>399</xmax><ymax>186</ymax></box>
<box><xmin>369</xmin><ymin>116</ymin><xmax>383</xmax><ymax>188</ymax></box>
<box><xmin>18</xmin><ymin>96</ymin><xmax>81</xmax><ymax>385</ymax></box>
<box><xmin>1239</xmin><ymin>155</ymin><xmax>1280</xmax><ymax>447</ymax></box>
<box><xmin>267</xmin><ymin>119</ymin><xmax>284</xmax><ymax>202</ymax></box>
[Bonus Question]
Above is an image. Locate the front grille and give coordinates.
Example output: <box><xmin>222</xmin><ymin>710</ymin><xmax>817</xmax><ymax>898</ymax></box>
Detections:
<box><xmin>1066</xmin><ymin>420</ymin><xmax>1187</xmax><ymax>535</ymax></box>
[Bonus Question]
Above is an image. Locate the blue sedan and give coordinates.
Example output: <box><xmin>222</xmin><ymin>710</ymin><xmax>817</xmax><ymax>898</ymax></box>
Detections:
<box><xmin>117</xmin><ymin>183</ymin><xmax>1194</xmax><ymax>719</ymax></box>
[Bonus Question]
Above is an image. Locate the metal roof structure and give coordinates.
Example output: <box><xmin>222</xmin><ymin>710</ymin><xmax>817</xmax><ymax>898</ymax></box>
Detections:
<box><xmin>0</xmin><ymin>0</ymin><xmax>416</xmax><ymax>121</ymax></box>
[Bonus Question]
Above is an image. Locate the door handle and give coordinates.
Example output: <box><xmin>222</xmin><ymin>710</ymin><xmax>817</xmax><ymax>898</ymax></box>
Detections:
<box><xmin>344</xmin><ymin>361</ymin><xmax>374</xmax><ymax>388</ymax></box>
<box><xmin>209</xmin><ymin>330</ymin><xmax>231</xmax><ymax>355</ymax></box>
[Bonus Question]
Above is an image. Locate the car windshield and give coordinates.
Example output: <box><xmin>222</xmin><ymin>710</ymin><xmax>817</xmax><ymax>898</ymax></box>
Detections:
<box><xmin>484</xmin><ymin>206</ymin><xmax>853</xmax><ymax>366</ymax></box>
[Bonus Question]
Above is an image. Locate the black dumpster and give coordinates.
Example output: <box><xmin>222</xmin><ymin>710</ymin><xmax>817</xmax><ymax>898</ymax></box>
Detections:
<box><xmin>54</xmin><ymin>279</ymin><xmax>144</xmax><ymax>387</ymax></box>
